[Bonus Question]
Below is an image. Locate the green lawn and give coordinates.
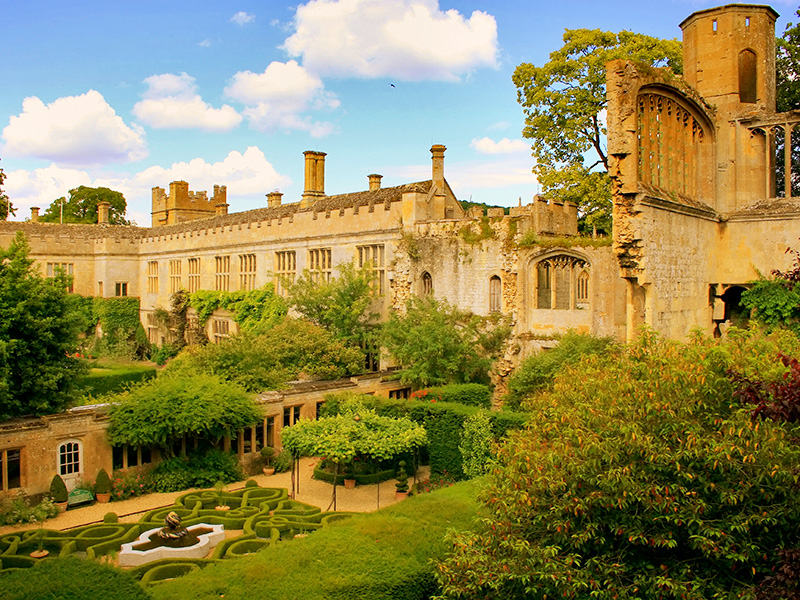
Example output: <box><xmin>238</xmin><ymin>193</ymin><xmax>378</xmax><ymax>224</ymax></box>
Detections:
<box><xmin>150</xmin><ymin>480</ymin><xmax>482</xmax><ymax>600</ymax></box>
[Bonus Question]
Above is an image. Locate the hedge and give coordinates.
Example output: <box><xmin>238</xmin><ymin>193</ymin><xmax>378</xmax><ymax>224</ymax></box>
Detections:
<box><xmin>412</xmin><ymin>383</ymin><xmax>491</xmax><ymax>407</ymax></box>
<box><xmin>321</xmin><ymin>392</ymin><xmax>529</xmax><ymax>479</ymax></box>
<box><xmin>77</xmin><ymin>365</ymin><xmax>156</xmax><ymax>398</ymax></box>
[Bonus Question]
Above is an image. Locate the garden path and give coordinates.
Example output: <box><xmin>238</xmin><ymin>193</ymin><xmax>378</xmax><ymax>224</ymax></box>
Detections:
<box><xmin>0</xmin><ymin>457</ymin><xmax>430</xmax><ymax>535</ymax></box>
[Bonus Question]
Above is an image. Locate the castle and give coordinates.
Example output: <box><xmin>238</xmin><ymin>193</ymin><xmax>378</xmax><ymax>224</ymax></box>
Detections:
<box><xmin>2</xmin><ymin>3</ymin><xmax>799</xmax><ymax>499</ymax></box>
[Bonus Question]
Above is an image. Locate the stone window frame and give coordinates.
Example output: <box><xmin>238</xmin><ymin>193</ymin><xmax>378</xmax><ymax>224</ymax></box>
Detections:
<box><xmin>238</xmin><ymin>254</ymin><xmax>257</xmax><ymax>291</ymax></box>
<box><xmin>357</xmin><ymin>244</ymin><xmax>385</xmax><ymax>296</ymax></box>
<box><xmin>308</xmin><ymin>248</ymin><xmax>332</xmax><ymax>283</ymax></box>
<box><xmin>215</xmin><ymin>255</ymin><xmax>231</xmax><ymax>292</ymax></box>
<box><xmin>147</xmin><ymin>260</ymin><xmax>159</xmax><ymax>295</ymax></box>
<box><xmin>531</xmin><ymin>251</ymin><xmax>590</xmax><ymax>311</ymax></box>
<box><xmin>212</xmin><ymin>318</ymin><xmax>231</xmax><ymax>344</ymax></box>
<box><xmin>112</xmin><ymin>444</ymin><xmax>153</xmax><ymax>471</ymax></box>
<box><xmin>46</xmin><ymin>262</ymin><xmax>74</xmax><ymax>293</ymax></box>
<box><xmin>275</xmin><ymin>250</ymin><xmax>297</xmax><ymax>296</ymax></box>
<box><xmin>0</xmin><ymin>448</ymin><xmax>21</xmax><ymax>492</ymax></box>
<box><xmin>169</xmin><ymin>259</ymin><xmax>182</xmax><ymax>294</ymax></box>
<box><xmin>187</xmin><ymin>258</ymin><xmax>201</xmax><ymax>293</ymax></box>
<box><xmin>420</xmin><ymin>271</ymin><xmax>433</xmax><ymax>297</ymax></box>
<box><xmin>57</xmin><ymin>440</ymin><xmax>83</xmax><ymax>487</ymax></box>
<box><xmin>115</xmin><ymin>282</ymin><xmax>128</xmax><ymax>297</ymax></box>
<box><xmin>489</xmin><ymin>275</ymin><xmax>502</xmax><ymax>313</ymax></box>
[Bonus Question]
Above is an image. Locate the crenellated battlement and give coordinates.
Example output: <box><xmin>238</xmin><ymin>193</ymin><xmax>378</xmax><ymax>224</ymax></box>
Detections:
<box><xmin>151</xmin><ymin>181</ymin><xmax>227</xmax><ymax>227</ymax></box>
<box><xmin>531</xmin><ymin>195</ymin><xmax>578</xmax><ymax>236</ymax></box>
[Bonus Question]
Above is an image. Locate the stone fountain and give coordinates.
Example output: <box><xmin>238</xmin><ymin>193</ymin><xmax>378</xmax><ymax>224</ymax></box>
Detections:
<box><xmin>118</xmin><ymin>511</ymin><xmax>225</xmax><ymax>567</ymax></box>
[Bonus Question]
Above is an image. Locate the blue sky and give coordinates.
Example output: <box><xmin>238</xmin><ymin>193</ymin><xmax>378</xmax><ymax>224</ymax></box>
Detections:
<box><xmin>1</xmin><ymin>0</ymin><xmax>797</xmax><ymax>226</ymax></box>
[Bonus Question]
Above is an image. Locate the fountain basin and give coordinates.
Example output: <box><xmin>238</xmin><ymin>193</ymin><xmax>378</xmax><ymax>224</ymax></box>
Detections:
<box><xmin>119</xmin><ymin>523</ymin><xmax>225</xmax><ymax>567</ymax></box>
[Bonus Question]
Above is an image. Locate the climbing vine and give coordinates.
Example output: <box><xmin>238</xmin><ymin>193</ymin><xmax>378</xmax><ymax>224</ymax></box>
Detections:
<box><xmin>189</xmin><ymin>284</ymin><xmax>287</xmax><ymax>334</ymax></box>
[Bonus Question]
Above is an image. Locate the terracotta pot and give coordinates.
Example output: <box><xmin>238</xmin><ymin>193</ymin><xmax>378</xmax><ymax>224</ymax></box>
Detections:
<box><xmin>215</xmin><ymin>505</ymin><xmax>230</xmax><ymax>511</ymax></box>
<box><xmin>262</xmin><ymin>467</ymin><xmax>275</xmax><ymax>476</ymax></box>
<box><xmin>343</xmin><ymin>478</ymin><xmax>356</xmax><ymax>489</ymax></box>
<box><xmin>95</xmin><ymin>492</ymin><xmax>111</xmax><ymax>503</ymax></box>
<box><xmin>55</xmin><ymin>501</ymin><xmax>68</xmax><ymax>513</ymax></box>
<box><xmin>395</xmin><ymin>491</ymin><xmax>409</xmax><ymax>501</ymax></box>
<box><xmin>29</xmin><ymin>549</ymin><xmax>49</xmax><ymax>558</ymax></box>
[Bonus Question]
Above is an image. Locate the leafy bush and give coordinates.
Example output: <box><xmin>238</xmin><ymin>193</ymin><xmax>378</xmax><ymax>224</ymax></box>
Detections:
<box><xmin>0</xmin><ymin>492</ymin><xmax>59</xmax><ymax>526</ymax></box>
<box><xmin>150</xmin><ymin>343</ymin><xmax>180</xmax><ymax>366</ymax></box>
<box><xmin>505</xmin><ymin>330</ymin><xmax>614</xmax><ymax>408</ymax></box>
<box><xmin>272</xmin><ymin>449</ymin><xmax>294</xmax><ymax>473</ymax></box>
<box><xmin>436</xmin><ymin>328</ymin><xmax>800</xmax><ymax>599</ymax></box>
<box><xmin>165</xmin><ymin>319</ymin><xmax>364</xmax><ymax>392</ymax></box>
<box><xmin>459</xmin><ymin>411</ymin><xmax>494</xmax><ymax>478</ymax></box>
<box><xmin>149</xmin><ymin>449</ymin><xmax>243</xmax><ymax>492</ymax></box>
<box><xmin>110</xmin><ymin>470</ymin><xmax>152</xmax><ymax>501</ymax></box>
<box><xmin>0</xmin><ymin>556</ymin><xmax>149</xmax><ymax>600</ymax></box>
<box><xmin>411</xmin><ymin>383</ymin><xmax>491</xmax><ymax>407</ymax></box>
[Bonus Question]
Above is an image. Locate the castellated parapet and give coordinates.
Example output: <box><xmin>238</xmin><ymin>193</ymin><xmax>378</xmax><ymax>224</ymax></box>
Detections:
<box><xmin>530</xmin><ymin>195</ymin><xmax>578</xmax><ymax>236</ymax></box>
<box><xmin>151</xmin><ymin>181</ymin><xmax>227</xmax><ymax>227</ymax></box>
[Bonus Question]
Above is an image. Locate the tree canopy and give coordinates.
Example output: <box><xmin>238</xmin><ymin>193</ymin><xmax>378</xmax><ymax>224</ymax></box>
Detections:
<box><xmin>0</xmin><ymin>232</ymin><xmax>86</xmax><ymax>420</ymax></box>
<box><xmin>436</xmin><ymin>329</ymin><xmax>800</xmax><ymax>599</ymax></box>
<box><xmin>777</xmin><ymin>8</ymin><xmax>800</xmax><ymax>113</ymax></box>
<box><xmin>106</xmin><ymin>373</ymin><xmax>261</xmax><ymax>453</ymax></box>
<box><xmin>286</xmin><ymin>261</ymin><xmax>379</xmax><ymax>350</ymax></box>
<box><xmin>39</xmin><ymin>185</ymin><xmax>132</xmax><ymax>225</ymax></box>
<box><xmin>382</xmin><ymin>296</ymin><xmax>511</xmax><ymax>388</ymax></box>
<box><xmin>512</xmin><ymin>30</ymin><xmax>682</xmax><ymax>234</ymax></box>
<box><xmin>0</xmin><ymin>159</ymin><xmax>14</xmax><ymax>221</ymax></box>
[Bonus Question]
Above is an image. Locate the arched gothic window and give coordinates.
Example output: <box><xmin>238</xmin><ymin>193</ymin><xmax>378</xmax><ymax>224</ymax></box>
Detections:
<box><xmin>535</xmin><ymin>255</ymin><xmax>589</xmax><ymax>310</ymax></box>
<box><xmin>421</xmin><ymin>272</ymin><xmax>433</xmax><ymax>296</ymax></box>
<box><xmin>738</xmin><ymin>49</ymin><xmax>757</xmax><ymax>103</ymax></box>
<box><xmin>489</xmin><ymin>276</ymin><xmax>502</xmax><ymax>313</ymax></box>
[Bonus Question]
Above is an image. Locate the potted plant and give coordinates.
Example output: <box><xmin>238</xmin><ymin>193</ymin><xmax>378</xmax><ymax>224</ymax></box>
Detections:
<box><xmin>214</xmin><ymin>480</ymin><xmax>229</xmax><ymax>511</ymax></box>
<box><xmin>261</xmin><ymin>446</ymin><xmax>276</xmax><ymax>476</ymax></box>
<box><xmin>28</xmin><ymin>516</ymin><xmax>49</xmax><ymax>558</ymax></box>
<box><xmin>343</xmin><ymin>461</ymin><xmax>356</xmax><ymax>489</ymax></box>
<box><xmin>395</xmin><ymin>461</ymin><xmax>409</xmax><ymax>501</ymax></box>
<box><xmin>49</xmin><ymin>474</ymin><xmax>68</xmax><ymax>512</ymax></box>
<box><xmin>94</xmin><ymin>468</ymin><xmax>112</xmax><ymax>503</ymax></box>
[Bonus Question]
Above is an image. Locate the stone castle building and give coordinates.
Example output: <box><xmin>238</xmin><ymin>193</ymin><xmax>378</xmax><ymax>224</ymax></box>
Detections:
<box><xmin>2</xmin><ymin>3</ymin><xmax>799</xmax><ymax>499</ymax></box>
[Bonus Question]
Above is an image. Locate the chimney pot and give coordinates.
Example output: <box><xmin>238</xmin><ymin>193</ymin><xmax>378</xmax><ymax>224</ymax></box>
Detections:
<box><xmin>368</xmin><ymin>174</ymin><xmax>383</xmax><ymax>191</ymax></box>
<box><xmin>97</xmin><ymin>201</ymin><xmax>111</xmax><ymax>224</ymax></box>
<box><xmin>31</xmin><ymin>207</ymin><xmax>40</xmax><ymax>222</ymax></box>
<box><xmin>302</xmin><ymin>150</ymin><xmax>327</xmax><ymax>208</ymax></box>
<box><xmin>267</xmin><ymin>191</ymin><xmax>283</xmax><ymax>208</ymax></box>
<box><xmin>430</xmin><ymin>144</ymin><xmax>446</xmax><ymax>193</ymax></box>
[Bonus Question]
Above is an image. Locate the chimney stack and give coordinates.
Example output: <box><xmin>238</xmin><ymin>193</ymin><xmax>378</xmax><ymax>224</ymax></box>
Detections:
<box><xmin>368</xmin><ymin>174</ymin><xmax>383</xmax><ymax>191</ymax></box>
<box><xmin>301</xmin><ymin>150</ymin><xmax>326</xmax><ymax>208</ymax></box>
<box><xmin>97</xmin><ymin>201</ymin><xmax>110</xmax><ymax>224</ymax></box>
<box><xmin>267</xmin><ymin>191</ymin><xmax>283</xmax><ymax>208</ymax></box>
<box><xmin>30</xmin><ymin>207</ymin><xmax>40</xmax><ymax>222</ymax></box>
<box><xmin>430</xmin><ymin>144</ymin><xmax>446</xmax><ymax>193</ymax></box>
<box><xmin>215</xmin><ymin>202</ymin><xmax>229</xmax><ymax>216</ymax></box>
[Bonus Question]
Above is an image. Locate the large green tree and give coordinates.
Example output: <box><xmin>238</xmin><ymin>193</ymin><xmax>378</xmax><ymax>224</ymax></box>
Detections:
<box><xmin>436</xmin><ymin>330</ymin><xmax>800</xmax><ymax>599</ymax></box>
<box><xmin>382</xmin><ymin>296</ymin><xmax>511</xmax><ymax>388</ymax></box>
<box><xmin>39</xmin><ymin>185</ymin><xmax>132</xmax><ymax>225</ymax></box>
<box><xmin>0</xmin><ymin>159</ymin><xmax>14</xmax><ymax>221</ymax></box>
<box><xmin>286</xmin><ymin>261</ymin><xmax>379</xmax><ymax>350</ymax></box>
<box><xmin>0</xmin><ymin>232</ymin><xmax>86</xmax><ymax>420</ymax></box>
<box><xmin>512</xmin><ymin>30</ymin><xmax>682</xmax><ymax>234</ymax></box>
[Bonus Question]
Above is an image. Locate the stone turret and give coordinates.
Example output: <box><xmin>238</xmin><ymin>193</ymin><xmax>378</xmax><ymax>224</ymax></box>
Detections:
<box><xmin>151</xmin><ymin>181</ymin><xmax>227</xmax><ymax>227</ymax></box>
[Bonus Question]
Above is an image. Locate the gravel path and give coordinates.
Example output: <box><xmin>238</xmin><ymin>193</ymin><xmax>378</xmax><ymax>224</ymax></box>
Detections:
<box><xmin>0</xmin><ymin>457</ymin><xmax>429</xmax><ymax>534</ymax></box>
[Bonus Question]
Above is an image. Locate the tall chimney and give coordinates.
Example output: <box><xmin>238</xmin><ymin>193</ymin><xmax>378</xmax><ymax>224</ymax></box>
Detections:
<box><xmin>368</xmin><ymin>174</ymin><xmax>383</xmax><ymax>191</ymax></box>
<box><xmin>301</xmin><ymin>151</ymin><xmax>326</xmax><ymax>208</ymax></box>
<box><xmin>267</xmin><ymin>191</ymin><xmax>283</xmax><ymax>208</ymax></box>
<box><xmin>30</xmin><ymin>207</ymin><xmax>40</xmax><ymax>222</ymax></box>
<box><xmin>431</xmin><ymin>144</ymin><xmax>446</xmax><ymax>193</ymax></box>
<box><xmin>215</xmin><ymin>202</ymin><xmax>229</xmax><ymax>216</ymax></box>
<box><xmin>97</xmin><ymin>201</ymin><xmax>110</xmax><ymax>224</ymax></box>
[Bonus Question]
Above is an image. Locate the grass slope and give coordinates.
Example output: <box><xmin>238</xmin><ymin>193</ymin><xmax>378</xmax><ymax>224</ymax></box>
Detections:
<box><xmin>150</xmin><ymin>480</ymin><xmax>481</xmax><ymax>600</ymax></box>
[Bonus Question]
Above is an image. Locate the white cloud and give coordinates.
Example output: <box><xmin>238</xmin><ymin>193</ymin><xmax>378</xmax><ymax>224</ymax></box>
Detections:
<box><xmin>230</xmin><ymin>11</ymin><xmax>255</xmax><ymax>25</ymax></box>
<box><xmin>386</xmin><ymin>155</ymin><xmax>537</xmax><ymax>192</ymax></box>
<box><xmin>198</xmin><ymin>39</ymin><xmax>212</xmax><ymax>47</ymax></box>
<box><xmin>225</xmin><ymin>60</ymin><xmax>337</xmax><ymax>135</ymax></box>
<box><xmin>470</xmin><ymin>137</ymin><xmax>530</xmax><ymax>155</ymax></box>
<box><xmin>283</xmin><ymin>0</ymin><xmax>498</xmax><ymax>81</ymax></box>
<box><xmin>5</xmin><ymin>147</ymin><xmax>291</xmax><ymax>225</ymax></box>
<box><xmin>2</xmin><ymin>91</ymin><xmax>147</xmax><ymax>166</ymax></box>
<box><xmin>133</xmin><ymin>73</ymin><xmax>242</xmax><ymax>132</ymax></box>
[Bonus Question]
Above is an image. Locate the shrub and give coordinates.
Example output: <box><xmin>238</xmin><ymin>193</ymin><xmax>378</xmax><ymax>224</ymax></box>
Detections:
<box><xmin>395</xmin><ymin>461</ymin><xmax>409</xmax><ymax>494</ymax></box>
<box><xmin>0</xmin><ymin>556</ymin><xmax>149</xmax><ymax>600</ymax></box>
<box><xmin>411</xmin><ymin>383</ymin><xmax>491</xmax><ymax>407</ymax></box>
<box><xmin>49</xmin><ymin>474</ymin><xmax>68</xmax><ymax>502</ymax></box>
<box><xmin>436</xmin><ymin>329</ymin><xmax>800</xmax><ymax>599</ymax></box>
<box><xmin>458</xmin><ymin>411</ymin><xmax>494</xmax><ymax>478</ymax></box>
<box><xmin>150</xmin><ymin>343</ymin><xmax>180</xmax><ymax>366</ymax></box>
<box><xmin>149</xmin><ymin>449</ymin><xmax>243</xmax><ymax>493</ymax></box>
<box><xmin>94</xmin><ymin>468</ymin><xmax>112</xmax><ymax>494</ymax></box>
<box><xmin>110</xmin><ymin>470</ymin><xmax>152</xmax><ymax>501</ymax></box>
<box><xmin>103</xmin><ymin>512</ymin><xmax>118</xmax><ymax>523</ymax></box>
<box><xmin>505</xmin><ymin>330</ymin><xmax>614</xmax><ymax>408</ymax></box>
<box><xmin>273</xmin><ymin>449</ymin><xmax>294</xmax><ymax>473</ymax></box>
<box><xmin>0</xmin><ymin>492</ymin><xmax>59</xmax><ymax>526</ymax></box>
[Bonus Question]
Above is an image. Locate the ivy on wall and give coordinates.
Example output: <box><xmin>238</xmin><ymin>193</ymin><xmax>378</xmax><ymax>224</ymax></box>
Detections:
<box><xmin>74</xmin><ymin>296</ymin><xmax>145</xmax><ymax>358</ymax></box>
<box><xmin>189</xmin><ymin>285</ymin><xmax>287</xmax><ymax>335</ymax></box>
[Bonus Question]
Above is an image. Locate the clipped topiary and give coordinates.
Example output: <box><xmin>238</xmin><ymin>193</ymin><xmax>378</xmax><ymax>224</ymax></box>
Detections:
<box><xmin>395</xmin><ymin>461</ymin><xmax>409</xmax><ymax>494</ymax></box>
<box><xmin>103</xmin><ymin>512</ymin><xmax>118</xmax><ymax>523</ymax></box>
<box><xmin>244</xmin><ymin>479</ymin><xmax>259</xmax><ymax>488</ymax></box>
<box><xmin>49</xmin><ymin>474</ymin><xmax>68</xmax><ymax>503</ymax></box>
<box><xmin>260</xmin><ymin>446</ymin><xmax>275</xmax><ymax>465</ymax></box>
<box><xmin>94</xmin><ymin>468</ymin><xmax>112</xmax><ymax>494</ymax></box>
